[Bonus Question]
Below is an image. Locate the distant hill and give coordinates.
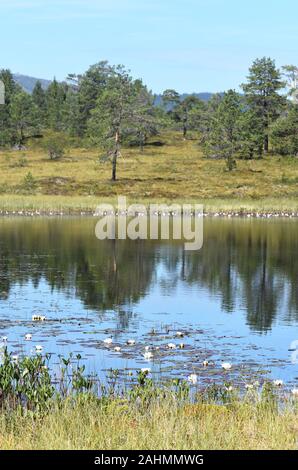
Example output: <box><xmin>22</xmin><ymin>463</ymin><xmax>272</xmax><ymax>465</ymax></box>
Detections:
<box><xmin>13</xmin><ymin>74</ymin><xmax>52</xmax><ymax>93</ymax></box>
<box><xmin>12</xmin><ymin>74</ymin><xmax>217</xmax><ymax>103</ymax></box>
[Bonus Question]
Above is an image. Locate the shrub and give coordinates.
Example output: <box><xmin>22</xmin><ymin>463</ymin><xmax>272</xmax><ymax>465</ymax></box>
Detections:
<box><xmin>22</xmin><ymin>172</ymin><xmax>38</xmax><ymax>193</ymax></box>
<box><xmin>42</xmin><ymin>132</ymin><xmax>67</xmax><ymax>160</ymax></box>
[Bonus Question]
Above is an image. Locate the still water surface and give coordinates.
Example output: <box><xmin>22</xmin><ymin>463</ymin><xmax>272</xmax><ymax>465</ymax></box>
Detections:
<box><xmin>0</xmin><ymin>217</ymin><xmax>297</xmax><ymax>387</ymax></box>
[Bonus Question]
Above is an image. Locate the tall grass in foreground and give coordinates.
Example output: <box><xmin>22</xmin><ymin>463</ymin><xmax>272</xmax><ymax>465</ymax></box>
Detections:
<box><xmin>0</xmin><ymin>396</ymin><xmax>297</xmax><ymax>450</ymax></box>
<box><xmin>0</xmin><ymin>350</ymin><xmax>297</xmax><ymax>450</ymax></box>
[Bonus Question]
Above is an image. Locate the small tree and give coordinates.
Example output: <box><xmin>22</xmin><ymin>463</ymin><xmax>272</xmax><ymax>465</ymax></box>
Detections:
<box><xmin>88</xmin><ymin>65</ymin><xmax>137</xmax><ymax>181</ymax></box>
<box><xmin>203</xmin><ymin>90</ymin><xmax>242</xmax><ymax>170</ymax></box>
<box><xmin>43</xmin><ymin>131</ymin><xmax>67</xmax><ymax>160</ymax></box>
<box><xmin>173</xmin><ymin>95</ymin><xmax>203</xmax><ymax>139</ymax></box>
<box><xmin>161</xmin><ymin>89</ymin><xmax>180</xmax><ymax>111</ymax></box>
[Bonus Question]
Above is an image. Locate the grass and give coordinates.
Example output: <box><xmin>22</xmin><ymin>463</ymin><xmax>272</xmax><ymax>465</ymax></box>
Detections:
<box><xmin>0</xmin><ymin>350</ymin><xmax>297</xmax><ymax>450</ymax></box>
<box><xmin>0</xmin><ymin>397</ymin><xmax>297</xmax><ymax>450</ymax></box>
<box><xmin>1</xmin><ymin>131</ymin><xmax>298</xmax><ymax>213</ymax></box>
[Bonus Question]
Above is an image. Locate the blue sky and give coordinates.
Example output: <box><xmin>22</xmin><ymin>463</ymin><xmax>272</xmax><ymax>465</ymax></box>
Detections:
<box><xmin>0</xmin><ymin>0</ymin><xmax>297</xmax><ymax>93</ymax></box>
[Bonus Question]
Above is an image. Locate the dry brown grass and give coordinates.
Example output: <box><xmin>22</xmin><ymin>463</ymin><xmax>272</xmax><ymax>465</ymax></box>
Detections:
<box><xmin>1</xmin><ymin>131</ymin><xmax>298</xmax><ymax>210</ymax></box>
<box><xmin>0</xmin><ymin>399</ymin><xmax>297</xmax><ymax>450</ymax></box>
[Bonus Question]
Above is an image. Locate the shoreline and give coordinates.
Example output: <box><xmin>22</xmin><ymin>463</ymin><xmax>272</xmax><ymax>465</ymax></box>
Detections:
<box><xmin>1</xmin><ymin>195</ymin><xmax>298</xmax><ymax>218</ymax></box>
<box><xmin>1</xmin><ymin>208</ymin><xmax>298</xmax><ymax>218</ymax></box>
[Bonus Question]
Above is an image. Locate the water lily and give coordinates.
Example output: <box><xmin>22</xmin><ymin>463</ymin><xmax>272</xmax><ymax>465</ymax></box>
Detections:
<box><xmin>127</xmin><ymin>339</ymin><xmax>136</xmax><ymax>346</ymax></box>
<box><xmin>141</xmin><ymin>368</ymin><xmax>151</xmax><ymax>374</ymax></box>
<box><xmin>12</xmin><ymin>354</ymin><xmax>18</xmax><ymax>363</ymax></box>
<box><xmin>291</xmin><ymin>388</ymin><xmax>298</xmax><ymax>397</ymax></box>
<box><xmin>145</xmin><ymin>346</ymin><xmax>151</xmax><ymax>351</ymax></box>
<box><xmin>35</xmin><ymin>345</ymin><xmax>43</xmax><ymax>352</ymax></box>
<box><xmin>25</xmin><ymin>334</ymin><xmax>32</xmax><ymax>341</ymax></box>
<box><xmin>103</xmin><ymin>337</ymin><xmax>113</xmax><ymax>345</ymax></box>
<box><xmin>114</xmin><ymin>346</ymin><xmax>121</xmax><ymax>352</ymax></box>
<box><xmin>225</xmin><ymin>385</ymin><xmax>234</xmax><ymax>392</ymax></box>
<box><xmin>221</xmin><ymin>362</ymin><xmax>232</xmax><ymax>370</ymax></box>
<box><xmin>179</xmin><ymin>343</ymin><xmax>185</xmax><ymax>349</ymax></box>
<box><xmin>188</xmin><ymin>373</ymin><xmax>198</xmax><ymax>384</ymax></box>
<box><xmin>167</xmin><ymin>343</ymin><xmax>176</xmax><ymax>350</ymax></box>
<box><xmin>245</xmin><ymin>384</ymin><xmax>254</xmax><ymax>390</ymax></box>
<box><xmin>2</xmin><ymin>336</ymin><xmax>8</xmax><ymax>342</ymax></box>
<box><xmin>176</xmin><ymin>331</ymin><xmax>184</xmax><ymax>338</ymax></box>
<box><xmin>273</xmin><ymin>379</ymin><xmax>283</xmax><ymax>387</ymax></box>
<box><xmin>202</xmin><ymin>360</ymin><xmax>209</xmax><ymax>367</ymax></box>
<box><xmin>155</xmin><ymin>346</ymin><xmax>160</xmax><ymax>351</ymax></box>
<box><xmin>144</xmin><ymin>351</ymin><xmax>154</xmax><ymax>360</ymax></box>
<box><xmin>32</xmin><ymin>315</ymin><xmax>46</xmax><ymax>322</ymax></box>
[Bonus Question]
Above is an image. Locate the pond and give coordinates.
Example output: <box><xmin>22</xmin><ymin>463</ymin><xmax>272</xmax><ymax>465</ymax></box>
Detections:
<box><xmin>0</xmin><ymin>216</ymin><xmax>297</xmax><ymax>389</ymax></box>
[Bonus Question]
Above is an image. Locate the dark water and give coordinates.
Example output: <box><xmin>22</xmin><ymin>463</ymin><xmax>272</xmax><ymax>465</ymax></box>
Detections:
<box><xmin>0</xmin><ymin>217</ymin><xmax>297</xmax><ymax>388</ymax></box>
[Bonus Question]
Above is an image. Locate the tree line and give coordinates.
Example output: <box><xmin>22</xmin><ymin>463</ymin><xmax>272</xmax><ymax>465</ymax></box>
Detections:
<box><xmin>0</xmin><ymin>57</ymin><xmax>298</xmax><ymax>178</ymax></box>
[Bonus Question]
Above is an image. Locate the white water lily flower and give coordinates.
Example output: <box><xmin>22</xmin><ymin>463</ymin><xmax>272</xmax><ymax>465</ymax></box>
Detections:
<box><xmin>141</xmin><ymin>368</ymin><xmax>151</xmax><ymax>374</ymax></box>
<box><xmin>127</xmin><ymin>339</ymin><xmax>136</xmax><ymax>346</ymax></box>
<box><xmin>225</xmin><ymin>386</ymin><xmax>234</xmax><ymax>392</ymax></box>
<box><xmin>273</xmin><ymin>379</ymin><xmax>283</xmax><ymax>387</ymax></box>
<box><xmin>176</xmin><ymin>331</ymin><xmax>184</xmax><ymax>338</ymax></box>
<box><xmin>291</xmin><ymin>388</ymin><xmax>298</xmax><ymax>397</ymax></box>
<box><xmin>103</xmin><ymin>338</ymin><xmax>113</xmax><ymax>345</ymax></box>
<box><xmin>155</xmin><ymin>346</ymin><xmax>160</xmax><ymax>351</ymax></box>
<box><xmin>221</xmin><ymin>362</ymin><xmax>232</xmax><ymax>370</ymax></box>
<box><xmin>12</xmin><ymin>354</ymin><xmax>18</xmax><ymax>362</ymax></box>
<box><xmin>202</xmin><ymin>360</ymin><xmax>209</xmax><ymax>367</ymax></box>
<box><xmin>2</xmin><ymin>336</ymin><xmax>8</xmax><ymax>342</ymax></box>
<box><xmin>179</xmin><ymin>343</ymin><xmax>185</xmax><ymax>349</ymax></box>
<box><xmin>35</xmin><ymin>345</ymin><xmax>43</xmax><ymax>352</ymax></box>
<box><xmin>188</xmin><ymin>374</ymin><xmax>198</xmax><ymax>385</ymax></box>
<box><xmin>25</xmin><ymin>334</ymin><xmax>32</xmax><ymax>341</ymax></box>
<box><xmin>114</xmin><ymin>346</ymin><xmax>121</xmax><ymax>352</ymax></box>
<box><xmin>32</xmin><ymin>315</ymin><xmax>46</xmax><ymax>322</ymax></box>
<box><xmin>167</xmin><ymin>343</ymin><xmax>176</xmax><ymax>350</ymax></box>
<box><xmin>145</xmin><ymin>346</ymin><xmax>151</xmax><ymax>351</ymax></box>
<box><xmin>144</xmin><ymin>351</ymin><xmax>154</xmax><ymax>360</ymax></box>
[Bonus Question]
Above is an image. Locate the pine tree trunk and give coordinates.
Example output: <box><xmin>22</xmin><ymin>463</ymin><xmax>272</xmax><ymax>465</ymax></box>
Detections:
<box><xmin>264</xmin><ymin>134</ymin><xmax>269</xmax><ymax>153</ymax></box>
<box><xmin>112</xmin><ymin>130</ymin><xmax>120</xmax><ymax>181</ymax></box>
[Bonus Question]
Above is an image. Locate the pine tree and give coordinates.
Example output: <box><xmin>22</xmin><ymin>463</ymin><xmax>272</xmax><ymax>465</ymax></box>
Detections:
<box><xmin>242</xmin><ymin>57</ymin><xmax>285</xmax><ymax>152</ymax></box>
<box><xmin>203</xmin><ymin>90</ymin><xmax>242</xmax><ymax>170</ymax></box>
<box><xmin>32</xmin><ymin>81</ymin><xmax>47</xmax><ymax>125</ymax></box>
<box><xmin>271</xmin><ymin>104</ymin><xmax>298</xmax><ymax>156</ymax></box>
<box><xmin>0</xmin><ymin>69</ymin><xmax>20</xmax><ymax>146</ymax></box>
<box><xmin>45</xmin><ymin>78</ymin><xmax>67</xmax><ymax>131</ymax></box>
<box><xmin>88</xmin><ymin>65</ymin><xmax>146</xmax><ymax>181</ymax></box>
<box><xmin>10</xmin><ymin>90</ymin><xmax>39</xmax><ymax>146</ymax></box>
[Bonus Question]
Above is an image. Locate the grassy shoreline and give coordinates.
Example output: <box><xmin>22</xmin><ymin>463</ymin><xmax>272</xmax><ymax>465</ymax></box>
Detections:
<box><xmin>0</xmin><ymin>350</ymin><xmax>297</xmax><ymax>450</ymax></box>
<box><xmin>1</xmin><ymin>397</ymin><xmax>297</xmax><ymax>450</ymax></box>
<box><xmin>1</xmin><ymin>195</ymin><xmax>298</xmax><ymax>216</ymax></box>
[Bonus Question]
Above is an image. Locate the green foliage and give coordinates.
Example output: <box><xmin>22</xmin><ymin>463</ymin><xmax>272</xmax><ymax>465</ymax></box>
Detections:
<box><xmin>22</xmin><ymin>172</ymin><xmax>38</xmax><ymax>193</ymax></box>
<box><xmin>242</xmin><ymin>57</ymin><xmax>286</xmax><ymax>151</ymax></box>
<box><xmin>42</xmin><ymin>131</ymin><xmax>67</xmax><ymax>160</ymax></box>
<box><xmin>271</xmin><ymin>105</ymin><xmax>298</xmax><ymax>156</ymax></box>
<box><xmin>0</xmin><ymin>348</ymin><xmax>54</xmax><ymax>412</ymax></box>
<box><xmin>32</xmin><ymin>81</ymin><xmax>47</xmax><ymax>125</ymax></box>
<box><xmin>10</xmin><ymin>90</ymin><xmax>40</xmax><ymax>145</ymax></box>
<box><xmin>202</xmin><ymin>90</ymin><xmax>242</xmax><ymax>170</ymax></box>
